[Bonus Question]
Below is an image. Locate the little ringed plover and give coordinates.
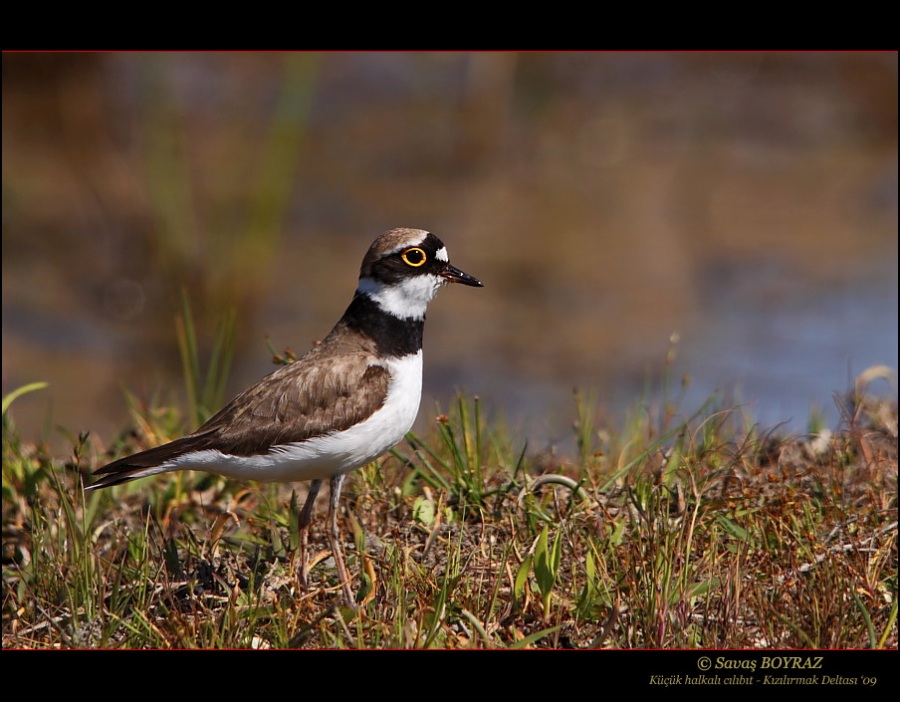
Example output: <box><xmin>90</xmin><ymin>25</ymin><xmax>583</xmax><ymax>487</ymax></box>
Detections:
<box><xmin>85</xmin><ymin>227</ymin><xmax>483</xmax><ymax>605</ymax></box>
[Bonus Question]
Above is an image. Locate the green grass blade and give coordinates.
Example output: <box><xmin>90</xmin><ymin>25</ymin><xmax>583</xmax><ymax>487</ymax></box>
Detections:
<box><xmin>2</xmin><ymin>382</ymin><xmax>49</xmax><ymax>415</ymax></box>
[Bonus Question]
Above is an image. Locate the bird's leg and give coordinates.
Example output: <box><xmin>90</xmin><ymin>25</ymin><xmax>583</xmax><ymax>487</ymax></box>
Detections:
<box><xmin>327</xmin><ymin>473</ymin><xmax>356</xmax><ymax>607</ymax></box>
<box><xmin>297</xmin><ymin>479</ymin><xmax>322</xmax><ymax>590</ymax></box>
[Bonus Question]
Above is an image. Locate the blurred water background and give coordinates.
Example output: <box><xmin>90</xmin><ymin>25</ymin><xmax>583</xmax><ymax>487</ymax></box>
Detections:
<box><xmin>2</xmin><ymin>52</ymin><xmax>897</xmax><ymax>455</ymax></box>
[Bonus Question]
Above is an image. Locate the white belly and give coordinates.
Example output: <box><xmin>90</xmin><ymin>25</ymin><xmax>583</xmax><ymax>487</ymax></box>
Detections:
<box><xmin>164</xmin><ymin>352</ymin><xmax>423</xmax><ymax>483</ymax></box>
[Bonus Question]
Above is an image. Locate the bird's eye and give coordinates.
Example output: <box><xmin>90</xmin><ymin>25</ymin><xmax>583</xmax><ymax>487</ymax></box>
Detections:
<box><xmin>401</xmin><ymin>247</ymin><xmax>427</xmax><ymax>267</ymax></box>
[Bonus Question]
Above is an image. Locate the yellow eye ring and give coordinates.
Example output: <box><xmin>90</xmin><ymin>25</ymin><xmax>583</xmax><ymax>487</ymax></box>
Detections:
<box><xmin>401</xmin><ymin>247</ymin><xmax>427</xmax><ymax>267</ymax></box>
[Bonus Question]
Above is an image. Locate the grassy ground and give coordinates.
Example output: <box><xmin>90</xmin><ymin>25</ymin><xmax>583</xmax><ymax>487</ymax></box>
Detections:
<box><xmin>3</xmin><ymin>366</ymin><xmax>896</xmax><ymax>650</ymax></box>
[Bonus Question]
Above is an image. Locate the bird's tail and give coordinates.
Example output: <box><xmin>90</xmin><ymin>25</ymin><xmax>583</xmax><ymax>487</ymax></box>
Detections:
<box><xmin>84</xmin><ymin>434</ymin><xmax>204</xmax><ymax>491</ymax></box>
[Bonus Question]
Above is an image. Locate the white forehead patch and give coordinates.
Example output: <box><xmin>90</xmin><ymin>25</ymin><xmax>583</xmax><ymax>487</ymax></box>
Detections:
<box><xmin>435</xmin><ymin>246</ymin><xmax>449</xmax><ymax>262</ymax></box>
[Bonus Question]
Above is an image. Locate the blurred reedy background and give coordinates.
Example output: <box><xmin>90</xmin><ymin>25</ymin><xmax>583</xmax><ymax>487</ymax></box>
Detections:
<box><xmin>2</xmin><ymin>52</ymin><xmax>897</xmax><ymax>453</ymax></box>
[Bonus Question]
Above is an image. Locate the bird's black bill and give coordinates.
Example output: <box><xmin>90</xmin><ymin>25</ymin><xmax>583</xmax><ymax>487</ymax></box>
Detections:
<box><xmin>442</xmin><ymin>264</ymin><xmax>483</xmax><ymax>287</ymax></box>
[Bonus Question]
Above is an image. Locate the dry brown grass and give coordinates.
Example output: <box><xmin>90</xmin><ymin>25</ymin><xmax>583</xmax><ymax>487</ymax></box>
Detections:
<box><xmin>3</xmin><ymin>384</ymin><xmax>896</xmax><ymax>649</ymax></box>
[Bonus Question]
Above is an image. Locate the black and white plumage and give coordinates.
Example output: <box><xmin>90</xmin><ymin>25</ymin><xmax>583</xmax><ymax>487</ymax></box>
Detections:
<box><xmin>85</xmin><ymin>227</ymin><xmax>482</xmax><ymax>605</ymax></box>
